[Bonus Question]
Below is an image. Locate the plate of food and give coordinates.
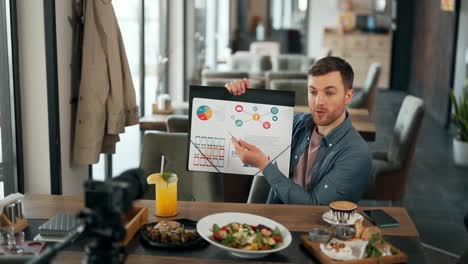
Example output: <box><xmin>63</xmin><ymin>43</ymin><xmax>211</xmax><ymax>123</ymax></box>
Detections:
<box><xmin>196</xmin><ymin>212</ymin><xmax>292</xmax><ymax>259</ymax></box>
<box><xmin>139</xmin><ymin>219</ymin><xmax>205</xmax><ymax>249</ymax></box>
<box><xmin>301</xmin><ymin>219</ymin><xmax>407</xmax><ymax>263</ymax></box>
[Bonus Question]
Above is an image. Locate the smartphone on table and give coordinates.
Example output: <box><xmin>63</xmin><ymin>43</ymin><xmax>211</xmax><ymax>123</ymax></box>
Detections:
<box><xmin>362</xmin><ymin>209</ymin><xmax>399</xmax><ymax>228</ymax></box>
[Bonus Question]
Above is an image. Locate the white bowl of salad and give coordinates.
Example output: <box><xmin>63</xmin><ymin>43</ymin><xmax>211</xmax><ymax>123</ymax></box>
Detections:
<box><xmin>197</xmin><ymin>212</ymin><xmax>292</xmax><ymax>258</ymax></box>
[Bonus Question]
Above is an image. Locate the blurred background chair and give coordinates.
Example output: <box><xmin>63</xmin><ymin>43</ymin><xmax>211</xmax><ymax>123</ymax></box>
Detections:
<box><xmin>140</xmin><ymin>132</ymin><xmax>224</xmax><ymax>202</ymax></box>
<box><xmin>269</xmin><ymin>79</ymin><xmax>308</xmax><ymax>106</ymax></box>
<box><xmin>250</xmin><ymin>41</ymin><xmax>280</xmax><ymax>57</ymax></box>
<box><xmin>202</xmin><ymin>51</ymin><xmax>271</xmax><ymax>88</ymax></box>
<box><xmin>166</xmin><ymin>115</ymin><xmax>189</xmax><ymax>133</ymax></box>
<box><xmin>228</xmin><ymin>51</ymin><xmax>271</xmax><ymax>72</ymax></box>
<box><xmin>247</xmin><ymin>175</ymin><xmax>271</xmax><ymax>204</ymax></box>
<box><xmin>265</xmin><ymin>71</ymin><xmax>308</xmax><ymax>89</ymax></box>
<box><xmin>265</xmin><ymin>54</ymin><xmax>314</xmax><ymax>89</ymax></box>
<box><xmin>202</xmin><ymin>71</ymin><xmax>248</xmax><ymax>85</ymax></box>
<box><xmin>271</xmin><ymin>54</ymin><xmax>314</xmax><ymax>72</ymax></box>
<box><xmin>202</xmin><ymin>76</ymin><xmax>264</xmax><ymax>89</ymax></box>
<box><xmin>361</xmin><ymin>95</ymin><xmax>424</xmax><ymax>203</ymax></box>
<box><xmin>348</xmin><ymin>63</ymin><xmax>381</xmax><ymax>115</ymax></box>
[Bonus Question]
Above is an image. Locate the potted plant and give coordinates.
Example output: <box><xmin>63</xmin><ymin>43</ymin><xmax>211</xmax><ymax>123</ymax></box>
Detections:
<box><xmin>450</xmin><ymin>81</ymin><xmax>468</xmax><ymax>166</ymax></box>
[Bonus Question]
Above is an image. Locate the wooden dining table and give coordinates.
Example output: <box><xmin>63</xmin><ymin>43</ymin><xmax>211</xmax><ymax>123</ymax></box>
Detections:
<box><xmin>139</xmin><ymin>102</ymin><xmax>376</xmax><ymax>141</ymax></box>
<box><xmin>22</xmin><ymin>194</ymin><xmax>425</xmax><ymax>263</ymax></box>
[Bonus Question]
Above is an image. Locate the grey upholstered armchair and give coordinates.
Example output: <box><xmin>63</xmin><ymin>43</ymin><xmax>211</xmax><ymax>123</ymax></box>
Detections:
<box><xmin>271</xmin><ymin>54</ymin><xmax>315</xmax><ymax>72</ymax></box>
<box><xmin>362</xmin><ymin>95</ymin><xmax>425</xmax><ymax>202</ymax></box>
<box><xmin>202</xmin><ymin>51</ymin><xmax>271</xmax><ymax>88</ymax></box>
<box><xmin>247</xmin><ymin>175</ymin><xmax>271</xmax><ymax>204</ymax></box>
<box><xmin>348</xmin><ymin>63</ymin><xmax>381</xmax><ymax>115</ymax></box>
<box><xmin>166</xmin><ymin>115</ymin><xmax>189</xmax><ymax>133</ymax></box>
<box><xmin>202</xmin><ymin>77</ymin><xmax>264</xmax><ymax>89</ymax></box>
<box><xmin>269</xmin><ymin>79</ymin><xmax>308</xmax><ymax>106</ymax></box>
<box><xmin>140</xmin><ymin>132</ymin><xmax>224</xmax><ymax>202</ymax></box>
<box><xmin>266</xmin><ymin>72</ymin><xmax>308</xmax><ymax>88</ymax></box>
<box><xmin>265</xmin><ymin>54</ymin><xmax>314</xmax><ymax>89</ymax></box>
<box><xmin>228</xmin><ymin>51</ymin><xmax>271</xmax><ymax>72</ymax></box>
<box><xmin>249</xmin><ymin>41</ymin><xmax>280</xmax><ymax>57</ymax></box>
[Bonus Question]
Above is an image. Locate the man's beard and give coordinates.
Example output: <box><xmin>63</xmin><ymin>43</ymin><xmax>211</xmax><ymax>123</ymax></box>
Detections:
<box><xmin>312</xmin><ymin>108</ymin><xmax>344</xmax><ymax>127</ymax></box>
<box><xmin>313</xmin><ymin>115</ymin><xmax>337</xmax><ymax>126</ymax></box>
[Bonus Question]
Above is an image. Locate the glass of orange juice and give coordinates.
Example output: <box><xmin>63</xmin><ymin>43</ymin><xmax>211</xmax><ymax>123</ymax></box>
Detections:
<box><xmin>147</xmin><ymin>172</ymin><xmax>178</xmax><ymax>217</ymax></box>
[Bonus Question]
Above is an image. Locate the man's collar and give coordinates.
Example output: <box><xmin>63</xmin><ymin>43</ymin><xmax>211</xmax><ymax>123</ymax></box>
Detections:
<box><xmin>306</xmin><ymin>112</ymin><xmax>352</xmax><ymax>146</ymax></box>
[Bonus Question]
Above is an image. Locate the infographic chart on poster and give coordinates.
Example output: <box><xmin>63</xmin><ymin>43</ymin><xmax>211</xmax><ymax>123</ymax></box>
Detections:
<box><xmin>187</xmin><ymin>87</ymin><xmax>294</xmax><ymax>176</ymax></box>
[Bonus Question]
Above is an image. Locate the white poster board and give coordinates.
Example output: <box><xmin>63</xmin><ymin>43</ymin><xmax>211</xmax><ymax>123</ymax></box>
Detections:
<box><xmin>187</xmin><ymin>86</ymin><xmax>295</xmax><ymax>176</ymax></box>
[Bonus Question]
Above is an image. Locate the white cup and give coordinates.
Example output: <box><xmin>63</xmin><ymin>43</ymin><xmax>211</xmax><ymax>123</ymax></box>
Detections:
<box><xmin>157</xmin><ymin>94</ymin><xmax>171</xmax><ymax>111</ymax></box>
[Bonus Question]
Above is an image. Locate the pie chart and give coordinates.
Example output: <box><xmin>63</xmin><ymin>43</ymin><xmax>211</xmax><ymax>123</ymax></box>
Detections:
<box><xmin>197</xmin><ymin>105</ymin><xmax>213</xmax><ymax>121</ymax></box>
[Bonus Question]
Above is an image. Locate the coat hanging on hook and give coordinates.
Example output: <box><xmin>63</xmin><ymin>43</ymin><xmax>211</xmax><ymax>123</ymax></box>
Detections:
<box><xmin>73</xmin><ymin>0</ymin><xmax>139</xmax><ymax>165</ymax></box>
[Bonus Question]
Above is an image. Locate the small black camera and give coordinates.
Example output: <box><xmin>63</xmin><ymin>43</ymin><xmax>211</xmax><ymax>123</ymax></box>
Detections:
<box><xmin>79</xmin><ymin>169</ymin><xmax>147</xmax><ymax>263</ymax></box>
<box><xmin>84</xmin><ymin>180</ymin><xmax>133</xmax><ymax>216</ymax></box>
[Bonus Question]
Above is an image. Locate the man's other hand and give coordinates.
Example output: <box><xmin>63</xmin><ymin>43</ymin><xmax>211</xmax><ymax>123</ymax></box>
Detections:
<box><xmin>225</xmin><ymin>78</ymin><xmax>251</xmax><ymax>96</ymax></box>
<box><xmin>231</xmin><ymin>138</ymin><xmax>269</xmax><ymax>170</ymax></box>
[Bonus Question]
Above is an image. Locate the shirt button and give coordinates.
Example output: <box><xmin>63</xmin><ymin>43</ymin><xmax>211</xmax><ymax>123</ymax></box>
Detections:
<box><xmin>294</xmin><ymin>155</ymin><xmax>298</xmax><ymax>159</ymax></box>
<box><xmin>329</xmin><ymin>143</ymin><xmax>332</xmax><ymax>147</ymax></box>
<box><xmin>324</xmin><ymin>184</ymin><xmax>328</xmax><ymax>189</ymax></box>
<box><xmin>306</xmin><ymin>137</ymin><xmax>310</xmax><ymax>140</ymax></box>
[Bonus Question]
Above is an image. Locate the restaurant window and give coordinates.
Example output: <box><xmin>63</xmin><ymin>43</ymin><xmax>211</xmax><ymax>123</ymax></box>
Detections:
<box><xmin>205</xmin><ymin>0</ymin><xmax>230</xmax><ymax>70</ymax></box>
<box><xmin>184</xmin><ymin>0</ymin><xmax>230</xmax><ymax>93</ymax></box>
<box><xmin>92</xmin><ymin>0</ymin><xmax>168</xmax><ymax>180</ymax></box>
<box><xmin>0</xmin><ymin>0</ymin><xmax>19</xmax><ymax>197</ymax></box>
<box><xmin>270</xmin><ymin>0</ymin><xmax>309</xmax><ymax>30</ymax></box>
<box><xmin>184</xmin><ymin>0</ymin><xmax>207</xmax><ymax>88</ymax></box>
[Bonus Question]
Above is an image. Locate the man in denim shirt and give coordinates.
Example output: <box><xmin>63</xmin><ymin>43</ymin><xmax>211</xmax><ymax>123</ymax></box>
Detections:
<box><xmin>226</xmin><ymin>57</ymin><xmax>372</xmax><ymax>205</ymax></box>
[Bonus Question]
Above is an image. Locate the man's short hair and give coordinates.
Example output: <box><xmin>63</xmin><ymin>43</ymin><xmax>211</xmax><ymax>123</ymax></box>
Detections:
<box><xmin>308</xmin><ymin>56</ymin><xmax>354</xmax><ymax>89</ymax></box>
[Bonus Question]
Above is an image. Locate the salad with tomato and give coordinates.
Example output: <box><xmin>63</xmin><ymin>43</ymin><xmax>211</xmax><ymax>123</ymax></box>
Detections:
<box><xmin>211</xmin><ymin>223</ymin><xmax>283</xmax><ymax>250</ymax></box>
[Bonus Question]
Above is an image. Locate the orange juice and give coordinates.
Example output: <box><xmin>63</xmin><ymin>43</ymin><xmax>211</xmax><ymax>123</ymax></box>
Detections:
<box><xmin>147</xmin><ymin>173</ymin><xmax>178</xmax><ymax>217</ymax></box>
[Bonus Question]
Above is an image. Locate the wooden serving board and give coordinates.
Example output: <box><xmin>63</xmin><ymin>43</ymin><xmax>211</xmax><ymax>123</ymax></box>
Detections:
<box><xmin>123</xmin><ymin>207</ymin><xmax>149</xmax><ymax>245</ymax></box>
<box><xmin>300</xmin><ymin>235</ymin><xmax>408</xmax><ymax>264</ymax></box>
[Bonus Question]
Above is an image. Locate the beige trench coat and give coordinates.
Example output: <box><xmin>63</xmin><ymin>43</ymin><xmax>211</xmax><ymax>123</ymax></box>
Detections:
<box><xmin>73</xmin><ymin>0</ymin><xmax>138</xmax><ymax>165</ymax></box>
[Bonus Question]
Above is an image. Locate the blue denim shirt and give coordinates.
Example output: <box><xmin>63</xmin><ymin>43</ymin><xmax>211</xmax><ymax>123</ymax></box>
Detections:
<box><xmin>264</xmin><ymin>112</ymin><xmax>372</xmax><ymax>205</ymax></box>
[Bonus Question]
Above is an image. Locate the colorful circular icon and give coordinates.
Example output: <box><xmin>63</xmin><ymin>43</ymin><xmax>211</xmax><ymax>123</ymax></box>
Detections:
<box><xmin>271</xmin><ymin>107</ymin><xmax>279</xmax><ymax>114</ymax></box>
<box><xmin>235</xmin><ymin>119</ymin><xmax>243</xmax><ymax>127</ymax></box>
<box><xmin>272</xmin><ymin>116</ymin><xmax>278</xmax><ymax>121</ymax></box>
<box><xmin>197</xmin><ymin>105</ymin><xmax>213</xmax><ymax>121</ymax></box>
<box><xmin>252</xmin><ymin>113</ymin><xmax>260</xmax><ymax>121</ymax></box>
<box><xmin>263</xmin><ymin>122</ymin><xmax>271</xmax><ymax>129</ymax></box>
<box><xmin>235</xmin><ymin>105</ymin><xmax>244</xmax><ymax>112</ymax></box>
